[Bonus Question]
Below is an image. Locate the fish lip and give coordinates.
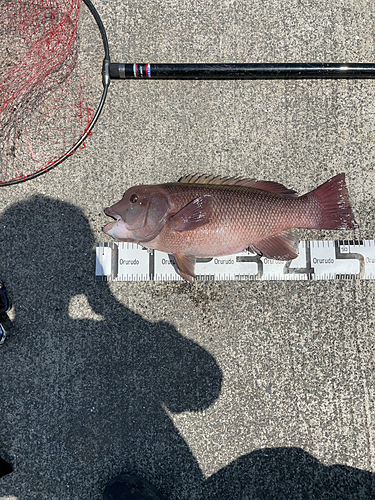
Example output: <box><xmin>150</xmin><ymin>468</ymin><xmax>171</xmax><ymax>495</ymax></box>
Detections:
<box><xmin>103</xmin><ymin>221</ymin><xmax>117</xmax><ymax>234</ymax></box>
<box><xmin>103</xmin><ymin>207</ymin><xmax>126</xmax><ymax>235</ymax></box>
<box><xmin>104</xmin><ymin>207</ymin><xmax>122</xmax><ymax>221</ymax></box>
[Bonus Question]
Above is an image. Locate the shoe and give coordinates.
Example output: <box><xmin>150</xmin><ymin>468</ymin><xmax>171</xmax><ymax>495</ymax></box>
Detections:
<box><xmin>0</xmin><ymin>457</ymin><xmax>13</xmax><ymax>478</ymax></box>
<box><xmin>103</xmin><ymin>473</ymin><xmax>167</xmax><ymax>500</ymax></box>
<box><xmin>0</xmin><ymin>323</ymin><xmax>6</xmax><ymax>345</ymax></box>
<box><xmin>0</xmin><ymin>283</ymin><xmax>11</xmax><ymax>345</ymax></box>
<box><xmin>0</xmin><ymin>283</ymin><xmax>10</xmax><ymax>315</ymax></box>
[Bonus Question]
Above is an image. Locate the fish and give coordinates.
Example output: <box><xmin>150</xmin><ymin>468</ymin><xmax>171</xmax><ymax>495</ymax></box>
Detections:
<box><xmin>103</xmin><ymin>173</ymin><xmax>358</xmax><ymax>283</ymax></box>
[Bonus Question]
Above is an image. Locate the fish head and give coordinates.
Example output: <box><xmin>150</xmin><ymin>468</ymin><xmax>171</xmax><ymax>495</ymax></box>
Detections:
<box><xmin>103</xmin><ymin>185</ymin><xmax>169</xmax><ymax>242</ymax></box>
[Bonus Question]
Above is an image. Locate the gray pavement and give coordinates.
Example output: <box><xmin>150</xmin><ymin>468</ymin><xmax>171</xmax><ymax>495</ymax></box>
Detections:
<box><xmin>1</xmin><ymin>0</ymin><xmax>375</xmax><ymax>498</ymax></box>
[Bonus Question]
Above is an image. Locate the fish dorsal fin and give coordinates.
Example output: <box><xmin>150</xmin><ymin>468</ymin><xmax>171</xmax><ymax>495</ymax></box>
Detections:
<box><xmin>178</xmin><ymin>174</ymin><xmax>298</xmax><ymax>196</ymax></box>
<box><xmin>178</xmin><ymin>174</ymin><xmax>251</xmax><ymax>186</ymax></box>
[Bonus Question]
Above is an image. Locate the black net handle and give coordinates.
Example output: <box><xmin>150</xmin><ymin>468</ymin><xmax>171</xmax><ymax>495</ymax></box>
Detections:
<box><xmin>85</xmin><ymin>0</ymin><xmax>375</xmax><ymax>81</ymax></box>
<box><xmin>109</xmin><ymin>62</ymin><xmax>375</xmax><ymax>80</ymax></box>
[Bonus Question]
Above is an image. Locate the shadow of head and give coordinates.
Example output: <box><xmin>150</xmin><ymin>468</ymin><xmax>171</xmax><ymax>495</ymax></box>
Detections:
<box><xmin>0</xmin><ymin>195</ymin><xmax>96</xmax><ymax>304</ymax></box>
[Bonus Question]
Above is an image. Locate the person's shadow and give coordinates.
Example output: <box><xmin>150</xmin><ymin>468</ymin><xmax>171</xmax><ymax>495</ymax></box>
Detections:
<box><xmin>0</xmin><ymin>195</ymin><xmax>221</xmax><ymax>500</ymax></box>
<box><xmin>0</xmin><ymin>196</ymin><xmax>373</xmax><ymax>500</ymax></box>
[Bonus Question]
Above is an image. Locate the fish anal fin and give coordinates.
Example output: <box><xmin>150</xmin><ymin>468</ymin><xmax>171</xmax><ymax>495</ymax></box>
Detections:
<box><xmin>173</xmin><ymin>253</ymin><xmax>196</xmax><ymax>283</ymax></box>
<box><xmin>170</xmin><ymin>195</ymin><xmax>212</xmax><ymax>232</ymax></box>
<box><xmin>178</xmin><ymin>174</ymin><xmax>298</xmax><ymax>196</ymax></box>
<box><xmin>249</xmin><ymin>231</ymin><xmax>299</xmax><ymax>261</ymax></box>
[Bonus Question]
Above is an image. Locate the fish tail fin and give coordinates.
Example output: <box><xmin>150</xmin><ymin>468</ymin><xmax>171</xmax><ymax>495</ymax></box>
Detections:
<box><xmin>304</xmin><ymin>173</ymin><xmax>358</xmax><ymax>230</ymax></box>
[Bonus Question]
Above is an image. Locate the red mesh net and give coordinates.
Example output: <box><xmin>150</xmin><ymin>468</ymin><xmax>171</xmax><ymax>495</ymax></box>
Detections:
<box><xmin>0</xmin><ymin>0</ymin><xmax>94</xmax><ymax>184</ymax></box>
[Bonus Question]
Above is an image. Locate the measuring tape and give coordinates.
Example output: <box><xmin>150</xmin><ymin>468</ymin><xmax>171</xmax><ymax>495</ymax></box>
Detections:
<box><xmin>96</xmin><ymin>239</ymin><xmax>375</xmax><ymax>282</ymax></box>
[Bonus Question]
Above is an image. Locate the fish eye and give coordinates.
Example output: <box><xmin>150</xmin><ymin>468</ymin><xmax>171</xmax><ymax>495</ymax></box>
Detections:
<box><xmin>130</xmin><ymin>194</ymin><xmax>138</xmax><ymax>204</ymax></box>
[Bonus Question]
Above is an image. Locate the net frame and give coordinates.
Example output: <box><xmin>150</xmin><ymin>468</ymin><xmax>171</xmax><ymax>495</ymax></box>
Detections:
<box><xmin>0</xmin><ymin>0</ymin><xmax>110</xmax><ymax>186</ymax></box>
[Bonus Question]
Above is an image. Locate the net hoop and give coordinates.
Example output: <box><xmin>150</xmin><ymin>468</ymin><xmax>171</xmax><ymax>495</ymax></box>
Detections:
<box><xmin>0</xmin><ymin>0</ymin><xmax>110</xmax><ymax>187</ymax></box>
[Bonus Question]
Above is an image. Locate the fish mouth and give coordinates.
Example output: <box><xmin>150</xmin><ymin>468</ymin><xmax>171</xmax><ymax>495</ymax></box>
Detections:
<box><xmin>104</xmin><ymin>207</ymin><xmax>122</xmax><ymax>221</ymax></box>
<box><xmin>103</xmin><ymin>214</ymin><xmax>134</xmax><ymax>241</ymax></box>
<box><xmin>104</xmin><ymin>205</ymin><xmax>147</xmax><ymax>231</ymax></box>
<box><xmin>103</xmin><ymin>207</ymin><xmax>123</xmax><ymax>235</ymax></box>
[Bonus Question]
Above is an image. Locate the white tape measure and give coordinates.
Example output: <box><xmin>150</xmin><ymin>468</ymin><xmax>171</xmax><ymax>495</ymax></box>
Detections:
<box><xmin>96</xmin><ymin>239</ymin><xmax>375</xmax><ymax>282</ymax></box>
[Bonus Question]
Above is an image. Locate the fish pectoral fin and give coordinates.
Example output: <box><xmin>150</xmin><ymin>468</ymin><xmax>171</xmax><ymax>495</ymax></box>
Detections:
<box><xmin>173</xmin><ymin>253</ymin><xmax>196</xmax><ymax>284</ymax></box>
<box><xmin>170</xmin><ymin>196</ymin><xmax>212</xmax><ymax>232</ymax></box>
<box><xmin>249</xmin><ymin>231</ymin><xmax>299</xmax><ymax>260</ymax></box>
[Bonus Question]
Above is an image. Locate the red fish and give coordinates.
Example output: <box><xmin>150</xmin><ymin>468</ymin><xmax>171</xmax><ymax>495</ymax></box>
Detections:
<box><xmin>103</xmin><ymin>173</ymin><xmax>358</xmax><ymax>283</ymax></box>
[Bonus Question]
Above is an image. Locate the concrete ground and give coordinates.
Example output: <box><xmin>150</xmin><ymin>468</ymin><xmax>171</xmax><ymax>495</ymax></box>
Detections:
<box><xmin>1</xmin><ymin>0</ymin><xmax>375</xmax><ymax>498</ymax></box>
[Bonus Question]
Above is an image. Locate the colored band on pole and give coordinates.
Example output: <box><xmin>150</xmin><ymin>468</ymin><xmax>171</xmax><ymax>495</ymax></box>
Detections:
<box><xmin>132</xmin><ymin>63</ymin><xmax>151</xmax><ymax>78</ymax></box>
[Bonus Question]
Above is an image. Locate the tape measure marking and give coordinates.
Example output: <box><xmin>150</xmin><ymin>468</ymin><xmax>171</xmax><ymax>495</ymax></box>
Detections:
<box><xmin>95</xmin><ymin>240</ymin><xmax>375</xmax><ymax>282</ymax></box>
